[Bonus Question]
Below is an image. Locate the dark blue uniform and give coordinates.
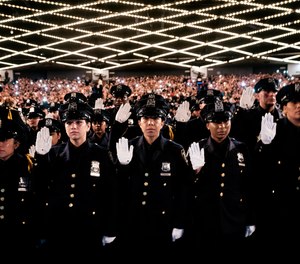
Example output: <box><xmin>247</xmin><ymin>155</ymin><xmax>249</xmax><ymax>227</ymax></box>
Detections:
<box><xmin>189</xmin><ymin>137</ymin><xmax>254</xmax><ymax>260</ymax></box>
<box><xmin>117</xmin><ymin>135</ymin><xmax>192</xmax><ymax>260</ymax></box>
<box><xmin>33</xmin><ymin>140</ymin><xmax>117</xmax><ymax>260</ymax></box>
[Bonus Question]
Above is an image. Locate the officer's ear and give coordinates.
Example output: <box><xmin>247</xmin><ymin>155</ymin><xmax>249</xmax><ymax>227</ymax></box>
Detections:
<box><xmin>13</xmin><ymin>139</ymin><xmax>20</xmax><ymax>150</ymax></box>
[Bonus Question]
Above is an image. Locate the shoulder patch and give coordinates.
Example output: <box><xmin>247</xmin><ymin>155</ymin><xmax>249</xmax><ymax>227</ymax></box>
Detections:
<box><xmin>181</xmin><ymin>148</ymin><xmax>189</xmax><ymax>165</ymax></box>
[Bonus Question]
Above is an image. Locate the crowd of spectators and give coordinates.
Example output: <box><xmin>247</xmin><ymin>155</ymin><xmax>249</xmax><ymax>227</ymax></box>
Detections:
<box><xmin>0</xmin><ymin>72</ymin><xmax>295</xmax><ymax>111</ymax></box>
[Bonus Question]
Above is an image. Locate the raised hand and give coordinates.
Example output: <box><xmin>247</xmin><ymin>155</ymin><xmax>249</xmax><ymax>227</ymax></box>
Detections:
<box><xmin>116</xmin><ymin>137</ymin><xmax>134</xmax><ymax>165</ymax></box>
<box><xmin>35</xmin><ymin>127</ymin><xmax>52</xmax><ymax>155</ymax></box>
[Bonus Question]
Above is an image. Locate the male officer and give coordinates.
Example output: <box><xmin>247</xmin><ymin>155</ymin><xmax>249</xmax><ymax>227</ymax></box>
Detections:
<box><xmin>174</xmin><ymin>89</ymin><xmax>223</xmax><ymax>150</ymax></box>
<box><xmin>32</xmin><ymin>92</ymin><xmax>117</xmax><ymax>260</ymax></box>
<box><xmin>188</xmin><ymin>100</ymin><xmax>255</xmax><ymax>262</ymax></box>
<box><xmin>253</xmin><ymin>83</ymin><xmax>300</xmax><ymax>260</ymax></box>
<box><xmin>115</xmin><ymin>93</ymin><xmax>192</xmax><ymax>261</ymax></box>
<box><xmin>230</xmin><ymin>77</ymin><xmax>283</xmax><ymax>155</ymax></box>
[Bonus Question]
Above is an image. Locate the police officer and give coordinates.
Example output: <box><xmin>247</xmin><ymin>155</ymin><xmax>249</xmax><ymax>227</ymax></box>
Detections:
<box><xmin>188</xmin><ymin>100</ymin><xmax>255</xmax><ymax>261</ymax></box>
<box><xmin>115</xmin><ymin>93</ymin><xmax>192</xmax><ymax>261</ymax></box>
<box><xmin>0</xmin><ymin>106</ymin><xmax>35</xmax><ymax>259</ymax></box>
<box><xmin>253</xmin><ymin>83</ymin><xmax>300</xmax><ymax>260</ymax></box>
<box><xmin>89</xmin><ymin>108</ymin><xmax>111</xmax><ymax>149</ymax></box>
<box><xmin>37</xmin><ymin>116</ymin><xmax>64</xmax><ymax>146</ymax></box>
<box><xmin>32</xmin><ymin>92</ymin><xmax>117</xmax><ymax>260</ymax></box>
<box><xmin>174</xmin><ymin>89</ymin><xmax>223</xmax><ymax>150</ymax></box>
<box><xmin>230</xmin><ymin>77</ymin><xmax>283</xmax><ymax>155</ymax></box>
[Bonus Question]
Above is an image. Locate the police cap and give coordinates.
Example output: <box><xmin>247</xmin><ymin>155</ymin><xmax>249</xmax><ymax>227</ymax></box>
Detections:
<box><xmin>254</xmin><ymin>78</ymin><xmax>279</xmax><ymax>93</ymax></box>
<box><xmin>0</xmin><ymin>107</ymin><xmax>27</xmax><ymax>142</ymax></box>
<box><xmin>276</xmin><ymin>83</ymin><xmax>300</xmax><ymax>107</ymax></box>
<box><xmin>92</xmin><ymin>109</ymin><xmax>110</xmax><ymax>124</ymax></box>
<box><xmin>201</xmin><ymin>100</ymin><xmax>233</xmax><ymax>123</ymax></box>
<box><xmin>109</xmin><ymin>84</ymin><xmax>132</xmax><ymax>98</ymax></box>
<box><xmin>196</xmin><ymin>89</ymin><xmax>223</xmax><ymax>104</ymax></box>
<box><xmin>134</xmin><ymin>93</ymin><xmax>169</xmax><ymax>120</ymax></box>
<box><xmin>27</xmin><ymin>106</ymin><xmax>45</xmax><ymax>119</ymax></box>
<box><xmin>61</xmin><ymin>92</ymin><xmax>94</xmax><ymax>122</ymax></box>
<box><xmin>38</xmin><ymin>118</ymin><xmax>63</xmax><ymax>134</ymax></box>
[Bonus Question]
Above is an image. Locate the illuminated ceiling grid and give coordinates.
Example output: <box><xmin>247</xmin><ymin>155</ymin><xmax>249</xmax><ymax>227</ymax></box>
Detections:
<box><xmin>0</xmin><ymin>0</ymin><xmax>300</xmax><ymax>71</ymax></box>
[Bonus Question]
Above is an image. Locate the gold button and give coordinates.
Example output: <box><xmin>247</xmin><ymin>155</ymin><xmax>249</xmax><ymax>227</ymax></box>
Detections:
<box><xmin>70</xmin><ymin>194</ymin><xmax>75</xmax><ymax>198</ymax></box>
<box><xmin>71</xmin><ymin>184</ymin><xmax>75</xmax><ymax>188</ymax></box>
<box><xmin>0</xmin><ymin>189</ymin><xmax>4</xmax><ymax>192</ymax></box>
<box><xmin>93</xmin><ymin>184</ymin><xmax>96</xmax><ymax>187</ymax></box>
<box><xmin>163</xmin><ymin>183</ymin><xmax>167</xmax><ymax>186</ymax></box>
<box><xmin>22</xmin><ymin>221</ymin><xmax>26</xmax><ymax>224</ymax></box>
<box><xmin>71</xmin><ymin>174</ymin><xmax>76</xmax><ymax>178</ymax></box>
<box><xmin>21</xmin><ymin>198</ymin><xmax>24</xmax><ymax>202</ymax></box>
<box><xmin>220</xmin><ymin>192</ymin><xmax>223</xmax><ymax>197</ymax></box>
<box><xmin>144</xmin><ymin>182</ymin><xmax>148</xmax><ymax>186</ymax></box>
<box><xmin>0</xmin><ymin>206</ymin><xmax>4</xmax><ymax>210</ymax></box>
<box><xmin>162</xmin><ymin>211</ymin><xmax>165</xmax><ymax>215</ymax></box>
<box><xmin>92</xmin><ymin>211</ymin><xmax>96</xmax><ymax>215</ymax></box>
<box><xmin>0</xmin><ymin>197</ymin><xmax>4</xmax><ymax>201</ymax></box>
<box><xmin>143</xmin><ymin>192</ymin><xmax>147</xmax><ymax>196</ymax></box>
<box><xmin>298</xmin><ymin>176</ymin><xmax>300</xmax><ymax>181</ymax></box>
<box><xmin>69</xmin><ymin>203</ymin><xmax>73</xmax><ymax>207</ymax></box>
<box><xmin>221</xmin><ymin>163</ymin><xmax>225</xmax><ymax>168</ymax></box>
<box><xmin>142</xmin><ymin>201</ymin><xmax>146</xmax><ymax>205</ymax></box>
<box><xmin>296</xmin><ymin>187</ymin><xmax>300</xmax><ymax>191</ymax></box>
<box><xmin>145</xmin><ymin>173</ymin><xmax>149</xmax><ymax>177</ymax></box>
<box><xmin>221</xmin><ymin>173</ymin><xmax>225</xmax><ymax>177</ymax></box>
<box><xmin>221</xmin><ymin>183</ymin><xmax>224</xmax><ymax>187</ymax></box>
<box><xmin>0</xmin><ymin>215</ymin><xmax>4</xmax><ymax>219</ymax></box>
<box><xmin>278</xmin><ymin>160</ymin><xmax>281</xmax><ymax>165</ymax></box>
<box><xmin>240</xmin><ymin>198</ymin><xmax>243</xmax><ymax>202</ymax></box>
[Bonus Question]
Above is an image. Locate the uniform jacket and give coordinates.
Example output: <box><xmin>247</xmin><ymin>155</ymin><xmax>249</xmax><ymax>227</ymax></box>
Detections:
<box><xmin>33</xmin><ymin>140</ymin><xmax>117</xmax><ymax>237</ymax></box>
<box><xmin>0</xmin><ymin>152</ymin><xmax>34</xmax><ymax>252</ymax></box>
<box><xmin>254</xmin><ymin>117</ymin><xmax>300</xmax><ymax>239</ymax></box>
<box><xmin>191</xmin><ymin>136</ymin><xmax>254</xmax><ymax>238</ymax></box>
<box><xmin>117</xmin><ymin>135</ymin><xmax>192</xmax><ymax>243</ymax></box>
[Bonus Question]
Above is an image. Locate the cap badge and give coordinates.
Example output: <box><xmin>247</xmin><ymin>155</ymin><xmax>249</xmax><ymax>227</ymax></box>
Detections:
<box><xmin>214</xmin><ymin>100</ymin><xmax>224</xmax><ymax>112</ymax></box>
<box><xmin>146</xmin><ymin>94</ymin><xmax>156</xmax><ymax>107</ymax></box>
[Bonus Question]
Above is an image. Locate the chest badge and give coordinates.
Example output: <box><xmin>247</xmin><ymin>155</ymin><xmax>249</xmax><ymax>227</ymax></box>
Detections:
<box><xmin>90</xmin><ymin>161</ymin><xmax>100</xmax><ymax>177</ymax></box>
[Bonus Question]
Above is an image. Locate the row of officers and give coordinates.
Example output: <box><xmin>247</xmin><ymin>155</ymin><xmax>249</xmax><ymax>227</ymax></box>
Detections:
<box><xmin>0</xmin><ymin>77</ymin><xmax>299</xmax><ymax>261</ymax></box>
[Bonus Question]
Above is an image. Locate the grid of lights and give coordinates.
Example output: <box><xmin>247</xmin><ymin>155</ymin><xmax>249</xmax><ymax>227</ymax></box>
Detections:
<box><xmin>0</xmin><ymin>0</ymin><xmax>300</xmax><ymax>71</ymax></box>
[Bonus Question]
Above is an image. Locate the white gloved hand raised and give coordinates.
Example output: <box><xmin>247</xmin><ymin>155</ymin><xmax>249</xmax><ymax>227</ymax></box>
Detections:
<box><xmin>102</xmin><ymin>236</ymin><xmax>116</xmax><ymax>246</ymax></box>
<box><xmin>28</xmin><ymin>145</ymin><xmax>36</xmax><ymax>158</ymax></box>
<box><xmin>188</xmin><ymin>142</ymin><xmax>205</xmax><ymax>171</ymax></box>
<box><xmin>259</xmin><ymin>113</ymin><xmax>277</xmax><ymax>144</ymax></box>
<box><xmin>94</xmin><ymin>98</ymin><xmax>105</xmax><ymax>110</ymax></box>
<box><xmin>239</xmin><ymin>87</ymin><xmax>255</xmax><ymax>109</ymax></box>
<box><xmin>172</xmin><ymin>228</ymin><xmax>184</xmax><ymax>242</ymax></box>
<box><xmin>245</xmin><ymin>225</ymin><xmax>256</xmax><ymax>237</ymax></box>
<box><xmin>174</xmin><ymin>101</ymin><xmax>191</xmax><ymax>122</ymax></box>
<box><xmin>35</xmin><ymin>127</ymin><xmax>52</xmax><ymax>155</ymax></box>
<box><xmin>116</xmin><ymin>137</ymin><xmax>134</xmax><ymax>165</ymax></box>
<box><xmin>115</xmin><ymin>102</ymin><xmax>132</xmax><ymax>123</ymax></box>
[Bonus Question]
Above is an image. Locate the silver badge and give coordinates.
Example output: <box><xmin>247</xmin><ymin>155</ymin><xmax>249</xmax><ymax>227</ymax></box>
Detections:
<box><xmin>161</xmin><ymin>162</ymin><xmax>170</xmax><ymax>172</ymax></box>
<box><xmin>161</xmin><ymin>162</ymin><xmax>171</xmax><ymax>176</ymax></box>
<box><xmin>90</xmin><ymin>161</ymin><xmax>100</xmax><ymax>177</ymax></box>
<box><xmin>237</xmin><ymin>152</ymin><xmax>244</xmax><ymax>163</ymax></box>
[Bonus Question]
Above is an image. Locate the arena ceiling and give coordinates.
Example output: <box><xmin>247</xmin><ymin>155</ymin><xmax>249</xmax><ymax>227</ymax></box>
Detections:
<box><xmin>1</xmin><ymin>0</ymin><xmax>300</xmax><ymax>71</ymax></box>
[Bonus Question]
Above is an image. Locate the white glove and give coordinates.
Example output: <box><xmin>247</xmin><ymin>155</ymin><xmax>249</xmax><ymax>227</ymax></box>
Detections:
<box><xmin>94</xmin><ymin>98</ymin><xmax>105</xmax><ymax>110</ymax></box>
<box><xmin>115</xmin><ymin>102</ymin><xmax>132</xmax><ymax>123</ymax></box>
<box><xmin>188</xmin><ymin>142</ymin><xmax>205</xmax><ymax>171</ymax></box>
<box><xmin>172</xmin><ymin>228</ymin><xmax>184</xmax><ymax>242</ymax></box>
<box><xmin>259</xmin><ymin>113</ymin><xmax>277</xmax><ymax>144</ymax></box>
<box><xmin>116</xmin><ymin>137</ymin><xmax>134</xmax><ymax>165</ymax></box>
<box><xmin>35</xmin><ymin>127</ymin><xmax>52</xmax><ymax>155</ymax></box>
<box><xmin>245</xmin><ymin>225</ymin><xmax>256</xmax><ymax>237</ymax></box>
<box><xmin>102</xmin><ymin>236</ymin><xmax>116</xmax><ymax>246</ymax></box>
<box><xmin>239</xmin><ymin>87</ymin><xmax>255</xmax><ymax>109</ymax></box>
<box><xmin>28</xmin><ymin>145</ymin><xmax>36</xmax><ymax>158</ymax></box>
<box><xmin>174</xmin><ymin>101</ymin><xmax>191</xmax><ymax>122</ymax></box>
